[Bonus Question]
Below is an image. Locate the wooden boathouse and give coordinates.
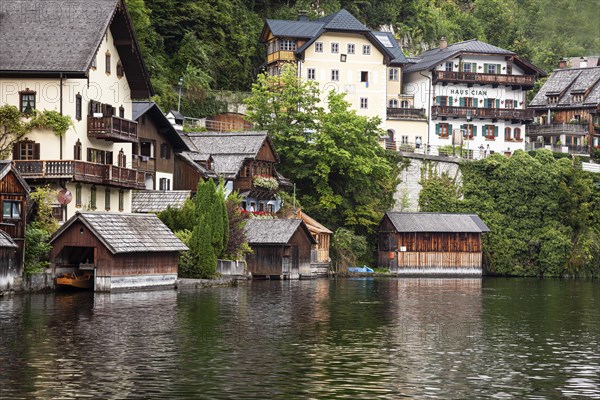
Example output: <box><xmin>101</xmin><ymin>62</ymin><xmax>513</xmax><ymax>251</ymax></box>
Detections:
<box><xmin>244</xmin><ymin>219</ymin><xmax>316</xmax><ymax>279</ymax></box>
<box><xmin>50</xmin><ymin>212</ymin><xmax>188</xmax><ymax>291</ymax></box>
<box><xmin>378</xmin><ymin>212</ymin><xmax>490</xmax><ymax>275</ymax></box>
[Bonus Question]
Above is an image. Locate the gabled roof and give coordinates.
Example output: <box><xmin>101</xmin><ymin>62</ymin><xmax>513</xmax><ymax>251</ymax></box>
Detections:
<box><xmin>529</xmin><ymin>66</ymin><xmax>600</xmax><ymax>108</ymax></box>
<box><xmin>0</xmin><ymin>230</ymin><xmax>17</xmax><ymax>249</ymax></box>
<box><xmin>299</xmin><ymin>212</ymin><xmax>333</xmax><ymax>234</ymax></box>
<box><xmin>0</xmin><ymin>161</ymin><xmax>31</xmax><ymax>194</ymax></box>
<box><xmin>261</xmin><ymin>9</ymin><xmax>407</xmax><ymax>65</ymax></box>
<box><xmin>167</xmin><ymin>110</ymin><xmax>185</xmax><ymax>121</ymax></box>
<box><xmin>384</xmin><ymin>212</ymin><xmax>490</xmax><ymax>233</ymax></box>
<box><xmin>183</xmin><ymin>131</ymin><xmax>279</xmax><ymax>179</ymax></box>
<box><xmin>244</xmin><ymin>219</ymin><xmax>317</xmax><ymax>245</ymax></box>
<box><xmin>0</xmin><ymin>0</ymin><xmax>153</xmax><ymax>97</ymax></box>
<box><xmin>132</xmin><ymin>190</ymin><xmax>191</xmax><ymax>213</ymax></box>
<box><xmin>404</xmin><ymin>39</ymin><xmax>545</xmax><ymax>76</ymax></box>
<box><xmin>132</xmin><ymin>101</ymin><xmax>189</xmax><ymax>151</ymax></box>
<box><xmin>175</xmin><ymin>152</ymin><xmax>218</xmax><ymax>179</ymax></box>
<box><xmin>50</xmin><ymin>212</ymin><xmax>188</xmax><ymax>254</ymax></box>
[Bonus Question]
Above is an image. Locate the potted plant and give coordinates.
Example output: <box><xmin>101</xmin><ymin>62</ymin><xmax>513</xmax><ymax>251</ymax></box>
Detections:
<box><xmin>253</xmin><ymin>174</ymin><xmax>279</xmax><ymax>190</ymax></box>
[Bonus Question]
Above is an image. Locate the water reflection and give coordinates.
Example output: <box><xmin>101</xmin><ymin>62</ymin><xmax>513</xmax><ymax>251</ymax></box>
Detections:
<box><xmin>0</xmin><ymin>278</ymin><xmax>598</xmax><ymax>399</ymax></box>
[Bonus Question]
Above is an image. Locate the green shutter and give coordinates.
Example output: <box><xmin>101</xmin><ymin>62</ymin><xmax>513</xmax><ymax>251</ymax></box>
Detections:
<box><xmin>483</xmin><ymin>99</ymin><xmax>488</xmax><ymax>108</ymax></box>
<box><xmin>449</xmin><ymin>123</ymin><xmax>453</xmax><ymax>135</ymax></box>
<box><xmin>473</xmin><ymin>126</ymin><xmax>478</xmax><ymax>137</ymax></box>
<box><xmin>496</xmin><ymin>99</ymin><xmax>500</xmax><ymax>108</ymax></box>
<box><xmin>460</xmin><ymin>97</ymin><xmax>465</xmax><ymax>107</ymax></box>
<box><xmin>472</xmin><ymin>63</ymin><xmax>477</xmax><ymax>72</ymax></box>
<box><xmin>474</xmin><ymin>97</ymin><xmax>478</xmax><ymax>108</ymax></box>
<box><xmin>494</xmin><ymin>126</ymin><xmax>499</xmax><ymax>137</ymax></box>
<box><xmin>449</xmin><ymin>96</ymin><xmax>453</xmax><ymax>106</ymax></box>
<box><xmin>436</xmin><ymin>124</ymin><xmax>440</xmax><ymax>135</ymax></box>
<box><xmin>484</xmin><ymin>63</ymin><xmax>489</xmax><ymax>73</ymax></box>
<box><xmin>436</xmin><ymin>96</ymin><xmax>441</xmax><ymax>105</ymax></box>
<box><xmin>497</xmin><ymin>64</ymin><xmax>501</xmax><ymax>73</ymax></box>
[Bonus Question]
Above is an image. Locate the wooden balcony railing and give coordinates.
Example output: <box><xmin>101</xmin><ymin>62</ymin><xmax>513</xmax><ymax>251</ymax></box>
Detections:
<box><xmin>433</xmin><ymin>70</ymin><xmax>536</xmax><ymax>88</ymax></box>
<box><xmin>432</xmin><ymin>106</ymin><xmax>534</xmax><ymax>121</ymax></box>
<box><xmin>131</xmin><ymin>154</ymin><xmax>156</xmax><ymax>172</ymax></box>
<box><xmin>12</xmin><ymin>160</ymin><xmax>145</xmax><ymax>189</ymax></box>
<box><xmin>267</xmin><ymin>50</ymin><xmax>296</xmax><ymax>64</ymax></box>
<box><xmin>387</xmin><ymin>107</ymin><xmax>427</xmax><ymax>120</ymax></box>
<box><xmin>526</xmin><ymin>123</ymin><xmax>589</xmax><ymax>137</ymax></box>
<box><xmin>88</xmin><ymin>115</ymin><xmax>138</xmax><ymax>142</ymax></box>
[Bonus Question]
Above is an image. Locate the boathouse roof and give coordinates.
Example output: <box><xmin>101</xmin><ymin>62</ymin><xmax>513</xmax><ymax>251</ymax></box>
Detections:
<box><xmin>50</xmin><ymin>212</ymin><xmax>188</xmax><ymax>254</ymax></box>
<box><xmin>132</xmin><ymin>190</ymin><xmax>191</xmax><ymax>213</ymax></box>
<box><xmin>244</xmin><ymin>219</ymin><xmax>317</xmax><ymax>245</ymax></box>
<box><xmin>384</xmin><ymin>212</ymin><xmax>490</xmax><ymax>233</ymax></box>
<box><xmin>0</xmin><ymin>0</ymin><xmax>153</xmax><ymax>97</ymax></box>
<box><xmin>0</xmin><ymin>230</ymin><xmax>17</xmax><ymax>248</ymax></box>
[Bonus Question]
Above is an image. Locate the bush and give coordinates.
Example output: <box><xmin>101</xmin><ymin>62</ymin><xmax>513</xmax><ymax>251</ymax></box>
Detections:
<box><xmin>330</xmin><ymin>228</ymin><xmax>369</xmax><ymax>272</ymax></box>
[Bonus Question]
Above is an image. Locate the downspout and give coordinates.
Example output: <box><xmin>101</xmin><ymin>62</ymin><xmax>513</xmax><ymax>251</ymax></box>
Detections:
<box><xmin>59</xmin><ymin>73</ymin><xmax>63</xmax><ymax>160</ymax></box>
<box><xmin>419</xmin><ymin>70</ymin><xmax>433</xmax><ymax>147</ymax></box>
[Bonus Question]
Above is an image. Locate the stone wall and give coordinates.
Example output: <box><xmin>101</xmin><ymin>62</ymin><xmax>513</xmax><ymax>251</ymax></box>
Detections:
<box><xmin>393</xmin><ymin>152</ymin><xmax>462</xmax><ymax>212</ymax></box>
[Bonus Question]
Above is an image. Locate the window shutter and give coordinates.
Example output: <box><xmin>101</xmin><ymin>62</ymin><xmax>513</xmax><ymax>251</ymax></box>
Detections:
<box><xmin>496</xmin><ymin>99</ymin><xmax>500</xmax><ymax>108</ymax></box>
<box><xmin>449</xmin><ymin>124</ymin><xmax>453</xmax><ymax>135</ymax></box>
<box><xmin>472</xmin><ymin>63</ymin><xmax>477</xmax><ymax>72</ymax></box>
<box><xmin>494</xmin><ymin>126</ymin><xmax>499</xmax><ymax>137</ymax></box>
<box><xmin>166</xmin><ymin>145</ymin><xmax>171</xmax><ymax>160</ymax></box>
<box><xmin>106</xmin><ymin>151</ymin><xmax>113</xmax><ymax>165</ymax></box>
<box><xmin>497</xmin><ymin>64</ymin><xmax>501</xmax><ymax>73</ymax></box>
<box><xmin>12</xmin><ymin>143</ymin><xmax>19</xmax><ymax>160</ymax></box>
<box><xmin>435</xmin><ymin>96</ymin><xmax>441</xmax><ymax>105</ymax></box>
<box><xmin>460</xmin><ymin>97</ymin><xmax>465</xmax><ymax>107</ymax></box>
<box><xmin>34</xmin><ymin>143</ymin><xmax>41</xmax><ymax>160</ymax></box>
<box><xmin>449</xmin><ymin>96</ymin><xmax>453</xmax><ymax>106</ymax></box>
<box><xmin>484</xmin><ymin>63</ymin><xmax>489</xmax><ymax>73</ymax></box>
<box><xmin>473</xmin><ymin>126</ymin><xmax>478</xmax><ymax>137</ymax></box>
<box><xmin>87</xmin><ymin>148</ymin><xmax>92</xmax><ymax>162</ymax></box>
<box><xmin>474</xmin><ymin>98</ymin><xmax>478</xmax><ymax>108</ymax></box>
<box><xmin>436</xmin><ymin>124</ymin><xmax>440</xmax><ymax>135</ymax></box>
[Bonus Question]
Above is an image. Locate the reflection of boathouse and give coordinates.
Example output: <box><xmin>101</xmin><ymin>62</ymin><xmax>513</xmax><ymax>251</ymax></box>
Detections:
<box><xmin>50</xmin><ymin>212</ymin><xmax>187</xmax><ymax>291</ymax></box>
<box><xmin>378</xmin><ymin>212</ymin><xmax>490</xmax><ymax>275</ymax></box>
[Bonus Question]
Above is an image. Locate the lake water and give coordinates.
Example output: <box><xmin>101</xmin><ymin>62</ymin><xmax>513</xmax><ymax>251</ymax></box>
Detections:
<box><xmin>1</xmin><ymin>278</ymin><xmax>598</xmax><ymax>399</ymax></box>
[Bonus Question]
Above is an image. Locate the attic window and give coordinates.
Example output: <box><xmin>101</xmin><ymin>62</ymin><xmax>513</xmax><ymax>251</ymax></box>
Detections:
<box><xmin>116</xmin><ymin>61</ymin><xmax>124</xmax><ymax>78</ymax></box>
<box><xmin>548</xmin><ymin>95</ymin><xmax>559</xmax><ymax>105</ymax></box>
<box><xmin>105</xmin><ymin>51</ymin><xmax>111</xmax><ymax>74</ymax></box>
<box><xmin>362</xmin><ymin>44</ymin><xmax>371</xmax><ymax>55</ymax></box>
<box><xmin>573</xmin><ymin>94</ymin><xmax>583</xmax><ymax>103</ymax></box>
<box><xmin>19</xmin><ymin>89</ymin><xmax>36</xmax><ymax>114</ymax></box>
<box><xmin>315</xmin><ymin>42</ymin><xmax>323</xmax><ymax>53</ymax></box>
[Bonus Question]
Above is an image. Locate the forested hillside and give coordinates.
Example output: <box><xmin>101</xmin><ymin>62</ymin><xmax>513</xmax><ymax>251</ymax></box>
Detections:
<box><xmin>126</xmin><ymin>0</ymin><xmax>600</xmax><ymax>117</ymax></box>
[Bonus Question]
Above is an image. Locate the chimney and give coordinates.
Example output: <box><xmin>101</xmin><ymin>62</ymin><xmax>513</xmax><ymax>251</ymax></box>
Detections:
<box><xmin>580</xmin><ymin>57</ymin><xmax>588</xmax><ymax>68</ymax></box>
<box><xmin>439</xmin><ymin>36</ymin><xmax>448</xmax><ymax>50</ymax></box>
<box><xmin>558</xmin><ymin>59</ymin><xmax>567</xmax><ymax>69</ymax></box>
<box><xmin>298</xmin><ymin>10</ymin><xmax>309</xmax><ymax>22</ymax></box>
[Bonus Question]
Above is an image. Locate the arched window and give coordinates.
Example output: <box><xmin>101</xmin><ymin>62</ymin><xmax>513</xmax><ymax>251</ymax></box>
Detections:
<box><xmin>387</xmin><ymin>129</ymin><xmax>395</xmax><ymax>142</ymax></box>
<box><xmin>514</xmin><ymin>128</ymin><xmax>521</xmax><ymax>140</ymax></box>
<box><xmin>504</xmin><ymin>127</ymin><xmax>512</xmax><ymax>140</ymax></box>
<box><xmin>400</xmin><ymin>100</ymin><xmax>409</xmax><ymax>108</ymax></box>
<box><xmin>388</xmin><ymin>99</ymin><xmax>398</xmax><ymax>108</ymax></box>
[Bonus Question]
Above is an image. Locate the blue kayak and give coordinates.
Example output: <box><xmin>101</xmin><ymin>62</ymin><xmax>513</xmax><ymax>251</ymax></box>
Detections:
<box><xmin>347</xmin><ymin>266</ymin><xmax>374</xmax><ymax>273</ymax></box>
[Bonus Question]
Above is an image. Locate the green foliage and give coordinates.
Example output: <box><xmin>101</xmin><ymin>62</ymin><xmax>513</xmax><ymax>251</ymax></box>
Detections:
<box><xmin>174</xmin><ymin>229</ymin><xmax>195</xmax><ymax>277</ymax></box>
<box><xmin>24</xmin><ymin>187</ymin><xmax>60</xmax><ymax>275</ymax></box>
<box><xmin>331</xmin><ymin>228</ymin><xmax>370</xmax><ymax>271</ymax></box>
<box><xmin>29</xmin><ymin>110</ymin><xmax>74</xmax><ymax>137</ymax></box>
<box><xmin>157</xmin><ymin>199</ymin><xmax>195</xmax><ymax>232</ymax></box>
<box><xmin>422</xmin><ymin>150</ymin><xmax>600</xmax><ymax>277</ymax></box>
<box><xmin>224</xmin><ymin>192</ymin><xmax>252</xmax><ymax>259</ymax></box>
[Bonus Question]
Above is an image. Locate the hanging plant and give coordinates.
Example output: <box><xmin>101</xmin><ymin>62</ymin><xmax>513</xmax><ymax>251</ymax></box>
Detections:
<box><xmin>29</xmin><ymin>110</ymin><xmax>74</xmax><ymax>136</ymax></box>
<box><xmin>253</xmin><ymin>174</ymin><xmax>279</xmax><ymax>190</ymax></box>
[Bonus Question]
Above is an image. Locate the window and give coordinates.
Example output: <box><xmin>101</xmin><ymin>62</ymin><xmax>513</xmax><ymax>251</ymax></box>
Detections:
<box><xmin>436</xmin><ymin>96</ymin><xmax>449</xmax><ymax>106</ymax></box>
<box><xmin>362</xmin><ymin>44</ymin><xmax>371</xmax><ymax>55</ymax></box>
<box><xmin>331</xmin><ymin>43</ymin><xmax>339</xmax><ymax>53</ymax></box>
<box><xmin>485</xmin><ymin>98</ymin><xmax>498</xmax><ymax>108</ymax></box>
<box><xmin>13</xmin><ymin>140</ymin><xmax>39</xmax><ymax>160</ymax></box>
<box><xmin>462</xmin><ymin>97</ymin><xmax>474</xmax><ymax>107</ymax></box>
<box><xmin>340</xmin><ymin>54</ymin><xmax>347</xmax><ymax>62</ymax></box>
<box><xmin>505</xmin><ymin>99</ymin><xmax>515</xmax><ymax>109</ymax></box>
<box><xmin>279</xmin><ymin>39</ymin><xmax>297</xmax><ymax>51</ymax></box>
<box><xmin>360</xmin><ymin>97</ymin><xmax>368</xmax><ymax>109</ymax></box>
<box><xmin>105</xmin><ymin>51</ymin><xmax>111</xmax><ymax>74</ymax></box>
<box><xmin>573</xmin><ymin>94</ymin><xmax>583</xmax><ymax>102</ymax></box>
<box><xmin>437</xmin><ymin>123</ymin><xmax>450</xmax><ymax>138</ymax></box>
<box><xmin>2</xmin><ymin>201</ymin><xmax>21</xmax><ymax>219</ymax></box>
<box><xmin>462</xmin><ymin>124</ymin><xmax>476</xmax><ymax>138</ymax></box>
<box><xmin>331</xmin><ymin>69</ymin><xmax>339</xmax><ymax>81</ymax></box>
<box><xmin>118</xmin><ymin>149</ymin><xmax>126</xmax><ymax>167</ymax></box>
<box><xmin>504</xmin><ymin>127</ymin><xmax>512</xmax><ymax>140</ymax></box>
<box><xmin>315</xmin><ymin>42</ymin><xmax>323</xmax><ymax>53</ymax></box>
<box><xmin>118</xmin><ymin>190</ymin><xmax>124</xmax><ymax>211</ymax></box>
<box><xmin>485</xmin><ymin>63</ymin><xmax>501</xmax><ymax>74</ymax></box>
<box><xmin>75</xmin><ymin>184</ymin><xmax>82</xmax><ymax>207</ymax></box>
<box><xmin>401</xmin><ymin>135</ymin><xmax>409</xmax><ymax>145</ymax></box>
<box><xmin>87</xmin><ymin>148</ymin><xmax>113</xmax><ymax>164</ymax></box>
<box><xmin>19</xmin><ymin>89</ymin><xmax>36</xmax><ymax>114</ymax></box>
<box><xmin>75</xmin><ymin>93</ymin><xmax>82</xmax><ymax>120</ymax></box>
<box><xmin>116</xmin><ymin>61</ymin><xmax>124</xmax><ymax>78</ymax></box>
<box><xmin>105</xmin><ymin>189</ymin><xmax>111</xmax><ymax>211</ymax></box>
<box><xmin>389</xmin><ymin>99</ymin><xmax>398</xmax><ymax>108</ymax></box>
<box><xmin>548</xmin><ymin>96</ymin><xmax>559</xmax><ymax>105</ymax></box>
<box><xmin>400</xmin><ymin>100</ymin><xmax>409</xmax><ymax>108</ymax></box>
<box><xmin>347</xmin><ymin>43</ymin><xmax>355</xmax><ymax>54</ymax></box>
<box><xmin>514</xmin><ymin>128</ymin><xmax>521</xmax><ymax>140</ymax></box>
<box><xmin>159</xmin><ymin>178</ymin><xmax>171</xmax><ymax>191</ymax></box>
<box><xmin>140</xmin><ymin>141</ymin><xmax>154</xmax><ymax>157</ymax></box>
<box><xmin>389</xmin><ymin>68</ymin><xmax>399</xmax><ymax>81</ymax></box>
<box><xmin>485</xmin><ymin>125</ymin><xmax>497</xmax><ymax>139</ymax></box>
<box><xmin>119</xmin><ymin>105</ymin><xmax>124</xmax><ymax>118</ymax></box>
<box><xmin>360</xmin><ymin>71</ymin><xmax>369</xmax><ymax>83</ymax></box>
<box><xmin>74</xmin><ymin>139</ymin><xmax>82</xmax><ymax>160</ymax></box>
<box><xmin>160</xmin><ymin>143</ymin><xmax>171</xmax><ymax>159</ymax></box>
<box><xmin>445</xmin><ymin>62</ymin><xmax>454</xmax><ymax>71</ymax></box>
<box><xmin>307</xmin><ymin>68</ymin><xmax>316</xmax><ymax>80</ymax></box>
<box><xmin>462</xmin><ymin>63</ymin><xmax>474</xmax><ymax>73</ymax></box>
<box><xmin>90</xmin><ymin>186</ymin><xmax>97</xmax><ymax>210</ymax></box>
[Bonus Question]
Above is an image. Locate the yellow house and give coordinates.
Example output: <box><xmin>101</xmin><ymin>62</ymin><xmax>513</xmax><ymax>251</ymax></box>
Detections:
<box><xmin>0</xmin><ymin>0</ymin><xmax>153</xmax><ymax>220</ymax></box>
<box><xmin>259</xmin><ymin>9</ymin><xmax>427</xmax><ymax>150</ymax></box>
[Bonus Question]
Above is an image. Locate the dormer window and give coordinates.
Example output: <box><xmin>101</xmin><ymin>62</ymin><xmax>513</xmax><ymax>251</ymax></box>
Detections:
<box><xmin>105</xmin><ymin>51</ymin><xmax>111</xmax><ymax>74</ymax></box>
<box><xmin>573</xmin><ymin>94</ymin><xmax>583</xmax><ymax>102</ymax></box>
<box><xmin>548</xmin><ymin>95</ymin><xmax>559</xmax><ymax>105</ymax></box>
<box><xmin>116</xmin><ymin>61</ymin><xmax>124</xmax><ymax>78</ymax></box>
<box><xmin>19</xmin><ymin>89</ymin><xmax>36</xmax><ymax>114</ymax></box>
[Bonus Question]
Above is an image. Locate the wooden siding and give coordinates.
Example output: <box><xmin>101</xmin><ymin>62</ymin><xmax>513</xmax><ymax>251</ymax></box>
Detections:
<box><xmin>136</xmin><ymin>114</ymin><xmax>175</xmax><ymax>174</ymax></box>
<box><xmin>173</xmin><ymin>157</ymin><xmax>202</xmax><ymax>192</ymax></box>
<box><xmin>256</xmin><ymin>140</ymin><xmax>277</xmax><ymax>162</ymax></box>
<box><xmin>246</xmin><ymin>245</ymin><xmax>286</xmax><ymax>276</ymax></box>
<box><xmin>0</xmin><ymin>170</ymin><xmax>28</xmax><ymax>242</ymax></box>
<box><xmin>205</xmin><ymin>113</ymin><xmax>252</xmax><ymax>132</ymax></box>
<box><xmin>396</xmin><ymin>251</ymin><xmax>483</xmax><ymax>269</ymax></box>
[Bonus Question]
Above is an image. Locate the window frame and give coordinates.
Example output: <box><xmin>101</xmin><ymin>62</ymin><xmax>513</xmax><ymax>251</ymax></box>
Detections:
<box><xmin>388</xmin><ymin>98</ymin><xmax>398</xmax><ymax>108</ymax></box>
<box><xmin>2</xmin><ymin>200</ymin><xmax>21</xmax><ymax>220</ymax></box>
<box><xmin>347</xmin><ymin>43</ymin><xmax>355</xmax><ymax>54</ymax></box>
<box><xmin>90</xmin><ymin>186</ymin><xmax>97</xmax><ymax>210</ymax></box>
<box><xmin>360</xmin><ymin>97</ymin><xmax>368</xmax><ymax>109</ymax></box>
<box><xmin>105</xmin><ymin>51</ymin><xmax>111</xmax><ymax>74</ymax></box>
<box><xmin>19</xmin><ymin>89</ymin><xmax>36</xmax><ymax>114</ymax></box>
<box><xmin>362</xmin><ymin>44</ymin><xmax>371</xmax><ymax>55</ymax></box>
<box><xmin>331</xmin><ymin>42</ymin><xmax>339</xmax><ymax>54</ymax></box>
<box><xmin>315</xmin><ymin>42</ymin><xmax>323</xmax><ymax>53</ymax></box>
<box><xmin>75</xmin><ymin>184</ymin><xmax>82</xmax><ymax>207</ymax></box>
<box><xmin>75</xmin><ymin>93</ymin><xmax>82</xmax><ymax>120</ymax></box>
<box><xmin>105</xmin><ymin>188</ymin><xmax>111</xmax><ymax>211</ymax></box>
<box><xmin>331</xmin><ymin>69</ymin><xmax>339</xmax><ymax>81</ymax></box>
<box><xmin>389</xmin><ymin>68</ymin><xmax>399</xmax><ymax>81</ymax></box>
<box><xmin>307</xmin><ymin>68</ymin><xmax>316</xmax><ymax>80</ymax></box>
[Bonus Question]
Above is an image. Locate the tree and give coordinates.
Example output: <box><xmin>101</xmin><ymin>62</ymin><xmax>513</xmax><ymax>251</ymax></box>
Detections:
<box><xmin>24</xmin><ymin>187</ymin><xmax>60</xmax><ymax>275</ymax></box>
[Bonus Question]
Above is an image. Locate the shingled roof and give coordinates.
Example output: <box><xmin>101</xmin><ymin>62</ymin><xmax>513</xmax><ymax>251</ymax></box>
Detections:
<box><xmin>404</xmin><ymin>39</ymin><xmax>544</xmax><ymax>76</ymax></box>
<box><xmin>50</xmin><ymin>212</ymin><xmax>188</xmax><ymax>254</ymax></box>
<box><xmin>0</xmin><ymin>230</ymin><xmax>17</xmax><ymax>249</ymax></box>
<box><xmin>0</xmin><ymin>0</ymin><xmax>153</xmax><ymax>97</ymax></box>
<box><xmin>132</xmin><ymin>190</ymin><xmax>191</xmax><ymax>213</ymax></box>
<box><xmin>529</xmin><ymin>66</ymin><xmax>600</xmax><ymax>108</ymax></box>
<box><xmin>384</xmin><ymin>212</ymin><xmax>490</xmax><ymax>233</ymax></box>
<box><xmin>245</xmin><ymin>219</ymin><xmax>316</xmax><ymax>245</ymax></box>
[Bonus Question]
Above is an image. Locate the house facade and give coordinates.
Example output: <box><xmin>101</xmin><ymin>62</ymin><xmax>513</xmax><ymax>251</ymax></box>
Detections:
<box><xmin>527</xmin><ymin>65</ymin><xmax>600</xmax><ymax>152</ymax></box>
<box><xmin>177</xmin><ymin>131</ymin><xmax>290</xmax><ymax>213</ymax></box>
<box><xmin>259</xmin><ymin>10</ymin><xmax>427</xmax><ymax>151</ymax></box>
<box><xmin>0</xmin><ymin>0</ymin><xmax>153</xmax><ymax>221</ymax></box>
<box><xmin>404</xmin><ymin>38</ymin><xmax>546</xmax><ymax>156</ymax></box>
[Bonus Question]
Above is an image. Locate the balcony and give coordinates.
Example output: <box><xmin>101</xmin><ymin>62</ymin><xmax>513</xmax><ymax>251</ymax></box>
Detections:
<box><xmin>525</xmin><ymin>142</ymin><xmax>590</xmax><ymax>155</ymax></box>
<box><xmin>526</xmin><ymin>123</ymin><xmax>589</xmax><ymax>137</ymax></box>
<box><xmin>387</xmin><ymin>107</ymin><xmax>426</xmax><ymax>120</ymax></box>
<box><xmin>432</xmin><ymin>106</ymin><xmax>534</xmax><ymax>122</ymax></box>
<box><xmin>267</xmin><ymin>50</ymin><xmax>295</xmax><ymax>64</ymax></box>
<box><xmin>433</xmin><ymin>70</ymin><xmax>536</xmax><ymax>88</ymax></box>
<box><xmin>131</xmin><ymin>154</ymin><xmax>156</xmax><ymax>172</ymax></box>
<box><xmin>88</xmin><ymin>115</ymin><xmax>138</xmax><ymax>142</ymax></box>
<box><xmin>12</xmin><ymin>160</ymin><xmax>145</xmax><ymax>189</ymax></box>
